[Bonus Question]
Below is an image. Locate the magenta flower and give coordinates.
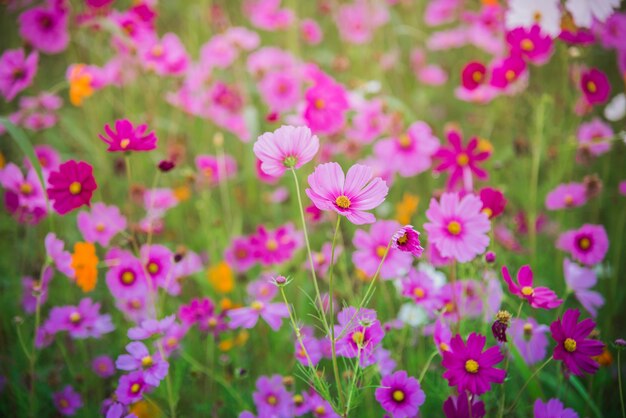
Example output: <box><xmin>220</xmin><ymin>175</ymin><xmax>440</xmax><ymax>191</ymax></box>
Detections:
<box><xmin>258</xmin><ymin>71</ymin><xmax>302</xmax><ymax>112</ymax></box>
<box><xmin>301</xmin><ymin>18</ymin><xmax>323</xmax><ymax>45</ymax></box>
<box><xmin>545</xmin><ymin>183</ymin><xmax>587</xmax><ymax>210</ymax></box>
<box><xmin>424</xmin><ymin>192</ymin><xmax>491</xmax><ymax>263</ymax></box>
<box><xmin>0</xmin><ymin>163</ymin><xmax>46</xmax><ymax>211</ymax></box>
<box><xmin>18</xmin><ymin>5</ymin><xmax>69</xmax><ymax>54</ymax></box>
<box><xmin>433</xmin><ymin>130</ymin><xmax>491</xmax><ymax>191</ymax></box>
<box><xmin>443</xmin><ymin>394</ymin><xmax>486</xmax><ymax>418</ymax></box>
<box><xmin>224</xmin><ymin>236</ymin><xmax>255</xmax><ymax>272</ymax></box>
<box><xmin>557</xmin><ymin>224</ymin><xmax>609</xmax><ymax>266</ymax></box>
<box><xmin>141</xmin><ymin>32</ymin><xmax>189</xmax><ymax>76</ymax></box>
<box><xmin>434</xmin><ymin>319</ymin><xmax>453</xmax><ymax>354</ymax></box>
<box><xmin>479</xmin><ymin>187</ymin><xmax>507</xmax><ymax>219</ymax></box>
<box><xmin>294</xmin><ymin>333</ymin><xmax>323</xmax><ymax>367</ymax></box>
<box><xmin>550</xmin><ymin>308</ymin><xmax>604</xmax><ymax>376</ymax></box>
<box><xmin>140</xmin><ymin>244</ymin><xmax>173</xmax><ymax>289</ymax></box>
<box><xmin>27</xmin><ymin>144</ymin><xmax>61</xmax><ymax>174</ymax></box>
<box><xmin>43</xmin><ymin>298</ymin><xmax>114</xmax><ymax>340</ymax></box>
<box><xmin>307</xmin><ymin>391</ymin><xmax>339</xmax><ymax>418</ymax></box>
<box><xmin>228</xmin><ymin>300</ymin><xmax>289</xmax><ymax>332</ymax></box>
<box><xmin>506</xmin><ymin>25</ymin><xmax>553</xmax><ymax>65</ymax></box>
<box><xmin>195</xmin><ymin>154</ymin><xmax>237</xmax><ymax>186</ymax></box>
<box><xmin>115</xmin><ymin>370</ymin><xmax>150</xmax><ymax>405</ymax></box>
<box><xmin>0</xmin><ymin>48</ymin><xmax>38</xmax><ymax>102</ymax></box>
<box><xmin>353</xmin><ymin>220</ymin><xmax>413</xmax><ymax>280</ymax></box>
<box><xmin>501</xmin><ymin>265</ymin><xmax>562</xmax><ymax>310</ymax></box>
<box><xmin>47</xmin><ymin>160</ymin><xmax>97</xmax><ymax>215</ymax></box>
<box><xmin>334</xmin><ymin>307</ymin><xmax>385</xmax><ymax>367</ymax></box>
<box><xmin>92</xmin><ymin>355</ymin><xmax>115</xmax><ymax>378</ymax></box>
<box><xmin>442</xmin><ymin>333</ymin><xmax>505</xmax><ymax>395</ymax></box>
<box><xmin>533</xmin><ymin>398</ymin><xmax>578</xmax><ymax>418</ymax></box>
<box><xmin>580</xmin><ymin>68</ymin><xmax>610</xmax><ymax>105</ymax></box>
<box><xmin>249</xmin><ymin>223</ymin><xmax>302</xmax><ymax>266</ymax></box>
<box><xmin>375</xmin><ymin>370</ymin><xmax>425</xmax><ymax>418</ymax></box>
<box><xmin>490</xmin><ymin>54</ymin><xmax>527</xmax><ymax>89</ymax></box>
<box><xmin>21</xmin><ymin>267</ymin><xmax>53</xmax><ymax>314</ymax></box>
<box><xmin>253</xmin><ymin>125</ymin><xmax>319</xmax><ymax>177</ymax></box>
<box><xmin>53</xmin><ymin>385</ymin><xmax>82</xmax><ymax>416</ymax></box>
<box><xmin>401</xmin><ymin>268</ymin><xmax>439</xmax><ymax>311</ymax></box>
<box><xmin>45</xmin><ymin>232</ymin><xmax>74</xmax><ymax>278</ymax></box>
<box><xmin>77</xmin><ymin>202</ymin><xmax>127</xmax><ymax>246</ymax></box>
<box><xmin>98</xmin><ymin>119</ymin><xmax>157</xmax><ymax>152</ymax></box>
<box><xmin>105</xmin><ymin>249</ymin><xmax>148</xmax><ymax>299</ymax></box>
<box><xmin>563</xmin><ymin>258</ymin><xmax>604</xmax><ymax>318</ymax></box>
<box><xmin>373</xmin><ymin>121</ymin><xmax>440</xmax><ymax>177</ymax></box>
<box><xmin>116</xmin><ymin>341</ymin><xmax>169</xmax><ymax>385</ymax></box>
<box><xmin>510</xmin><ymin>318</ymin><xmax>550</xmax><ymax>366</ymax></box>
<box><xmin>306</xmin><ymin>162</ymin><xmax>388</xmax><ymax>225</ymax></box>
<box><xmin>252</xmin><ymin>375</ymin><xmax>292</xmax><ymax>418</ymax></box>
<box><xmin>461</xmin><ymin>61</ymin><xmax>488</xmax><ymax>91</ymax></box>
<box><xmin>391</xmin><ymin>225</ymin><xmax>424</xmax><ymax>258</ymax></box>
<box><xmin>303</xmin><ymin>72</ymin><xmax>349</xmax><ymax>135</ymax></box>
<box><xmin>577</xmin><ymin>118</ymin><xmax>613</xmax><ymax>157</ymax></box>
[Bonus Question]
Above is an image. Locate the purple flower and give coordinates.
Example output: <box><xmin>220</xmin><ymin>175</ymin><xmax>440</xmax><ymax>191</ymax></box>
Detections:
<box><xmin>392</xmin><ymin>225</ymin><xmax>424</xmax><ymax>257</ymax></box>
<box><xmin>18</xmin><ymin>5</ymin><xmax>69</xmax><ymax>54</ymax></box>
<box><xmin>127</xmin><ymin>315</ymin><xmax>176</xmax><ymax>340</ymax></box>
<box><xmin>545</xmin><ymin>183</ymin><xmax>587</xmax><ymax>210</ymax></box>
<box><xmin>442</xmin><ymin>333</ymin><xmax>505</xmax><ymax>395</ymax></box>
<box><xmin>115</xmin><ymin>370</ymin><xmax>150</xmax><ymax>405</ymax></box>
<box><xmin>307</xmin><ymin>391</ymin><xmax>339</xmax><ymax>417</ymax></box>
<box><xmin>225</xmin><ymin>236</ymin><xmax>255</xmax><ymax>272</ymax></box>
<box><xmin>501</xmin><ymin>265</ymin><xmax>562</xmax><ymax>310</ymax></box>
<box><xmin>557</xmin><ymin>224</ymin><xmax>609</xmax><ymax>266</ymax></box>
<box><xmin>53</xmin><ymin>385</ymin><xmax>82</xmax><ymax>416</ymax></box>
<box><xmin>77</xmin><ymin>203</ymin><xmax>127</xmax><ymax>247</ymax></box>
<box><xmin>443</xmin><ymin>394</ymin><xmax>486</xmax><ymax>418</ymax></box>
<box><xmin>375</xmin><ymin>370</ymin><xmax>425</xmax><ymax>418</ymax></box>
<box><xmin>0</xmin><ymin>163</ymin><xmax>46</xmax><ymax>211</ymax></box>
<box><xmin>105</xmin><ymin>248</ymin><xmax>148</xmax><ymax>299</ymax></box>
<box><xmin>45</xmin><ymin>233</ymin><xmax>74</xmax><ymax>278</ymax></box>
<box><xmin>353</xmin><ymin>220</ymin><xmax>413</xmax><ymax>280</ymax></box>
<box><xmin>0</xmin><ymin>48</ymin><xmax>38</xmax><ymax>101</ymax></box>
<box><xmin>533</xmin><ymin>398</ymin><xmax>579</xmax><ymax>418</ymax></box>
<box><xmin>43</xmin><ymin>298</ymin><xmax>114</xmax><ymax>339</ymax></box>
<box><xmin>550</xmin><ymin>308</ymin><xmax>604</xmax><ymax>376</ymax></box>
<box><xmin>228</xmin><ymin>300</ymin><xmax>289</xmax><ymax>332</ymax></box>
<box><xmin>510</xmin><ymin>318</ymin><xmax>550</xmax><ymax>366</ymax></box>
<box><xmin>563</xmin><ymin>258</ymin><xmax>604</xmax><ymax>318</ymax></box>
<box><xmin>334</xmin><ymin>307</ymin><xmax>385</xmax><ymax>367</ymax></box>
<box><xmin>252</xmin><ymin>375</ymin><xmax>292</xmax><ymax>418</ymax></box>
<box><xmin>21</xmin><ymin>267</ymin><xmax>53</xmax><ymax>314</ymax></box>
<box><xmin>92</xmin><ymin>355</ymin><xmax>115</xmax><ymax>378</ymax></box>
<box><xmin>116</xmin><ymin>341</ymin><xmax>169</xmax><ymax>385</ymax></box>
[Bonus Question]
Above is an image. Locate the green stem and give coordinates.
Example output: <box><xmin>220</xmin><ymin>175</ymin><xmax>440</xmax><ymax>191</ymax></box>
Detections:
<box><xmin>418</xmin><ymin>351</ymin><xmax>439</xmax><ymax>382</ymax></box>
<box><xmin>619</xmin><ymin>350</ymin><xmax>626</xmax><ymax>418</ymax></box>
<box><xmin>328</xmin><ymin>216</ymin><xmax>344</xmax><ymax>408</ymax></box>
<box><xmin>528</xmin><ymin>96</ymin><xmax>548</xmax><ymax>261</ymax></box>
<box><xmin>506</xmin><ymin>357</ymin><xmax>552</xmax><ymax>413</ymax></box>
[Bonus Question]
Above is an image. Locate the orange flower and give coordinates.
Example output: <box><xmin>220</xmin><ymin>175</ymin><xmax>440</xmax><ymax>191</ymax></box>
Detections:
<box><xmin>71</xmin><ymin>242</ymin><xmax>99</xmax><ymax>292</ymax></box>
<box><xmin>173</xmin><ymin>185</ymin><xmax>191</xmax><ymax>202</ymax></box>
<box><xmin>207</xmin><ymin>261</ymin><xmax>234</xmax><ymax>294</ymax></box>
<box><xmin>129</xmin><ymin>400</ymin><xmax>161</xmax><ymax>418</ymax></box>
<box><xmin>395</xmin><ymin>193</ymin><xmax>419</xmax><ymax>225</ymax></box>
<box><xmin>68</xmin><ymin>64</ymin><xmax>94</xmax><ymax>107</ymax></box>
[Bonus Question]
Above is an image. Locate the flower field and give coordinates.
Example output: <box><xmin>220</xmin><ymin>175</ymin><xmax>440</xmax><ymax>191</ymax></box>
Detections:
<box><xmin>1</xmin><ymin>0</ymin><xmax>625</xmax><ymax>417</ymax></box>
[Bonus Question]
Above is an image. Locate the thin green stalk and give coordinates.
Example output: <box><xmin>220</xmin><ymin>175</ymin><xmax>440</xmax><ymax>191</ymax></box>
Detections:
<box><xmin>157</xmin><ymin>341</ymin><xmax>177</xmax><ymax>418</ymax></box>
<box><xmin>418</xmin><ymin>350</ymin><xmax>439</xmax><ymax>382</ymax></box>
<box><xmin>344</xmin><ymin>349</ymin><xmax>363</xmax><ymax>415</ymax></box>
<box><xmin>498</xmin><ymin>301</ymin><xmax>525</xmax><ymax>417</ymax></box>
<box><xmin>506</xmin><ymin>357</ymin><xmax>552</xmax><ymax>413</ymax></box>
<box><xmin>327</xmin><ymin>216</ymin><xmax>344</xmax><ymax>408</ymax></box>
<box><xmin>528</xmin><ymin>96</ymin><xmax>549</xmax><ymax>260</ymax></box>
<box><xmin>619</xmin><ymin>350</ymin><xmax>626</xmax><ymax>418</ymax></box>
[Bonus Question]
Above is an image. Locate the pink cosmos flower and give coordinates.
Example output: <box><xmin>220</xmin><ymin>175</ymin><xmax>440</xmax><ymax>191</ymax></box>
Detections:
<box><xmin>228</xmin><ymin>299</ymin><xmax>289</xmax><ymax>332</ymax></box>
<box><xmin>195</xmin><ymin>154</ymin><xmax>237</xmax><ymax>186</ymax></box>
<box><xmin>140</xmin><ymin>33</ymin><xmax>189</xmax><ymax>76</ymax></box>
<box><xmin>433</xmin><ymin>130</ymin><xmax>490</xmax><ymax>191</ymax></box>
<box><xmin>490</xmin><ymin>54</ymin><xmax>527</xmax><ymax>90</ymax></box>
<box><xmin>424</xmin><ymin>192</ymin><xmax>491</xmax><ymax>263</ymax></box>
<box><xmin>425</xmin><ymin>0</ymin><xmax>459</xmax><ymax>26</ymax></box>
<box><xmin>92</xmin><ymin>355</ymin><xmax>115</xmax><ymax>378</ymax></box>
<box><xmin>307</xmin><ymin>242</ymin><xmax>343</xmax><ymax>277</ymax></box>
<box><xmin>550</xmin><ymin>308</ymin><xmax>604</xmax><ymax>376</ymax></box>
<box><xmin>353</xmin><ymin>220</ymin><xmax>413</xmax><ymax>280</ymax></box>
<box><xmin>249</xmin><ymin>223</ymin><xmax>302</xmax><ymax>266</ymax></box>
<box><xmin>563</xmin><ymin>258</ymin><xmax>604</xmax><ymax>317</ymax></box>
<box><xmin>25</xmin><ymin>144</ymin><xmax>61</xmax><ymax>174</ymax></box>
<box><xmin>45</xmin><ymin>233</ymin><xmax>74</xmax><ymax>278</ymax></box>
<box><xmin>374</xmin><ymin>121</ymin><xmax>440</xmax><ymax>177</ymax></box>
<box><xmin>224</xmin><ymin>236</ymin><xmax>256</xmax><ymax>272</ymax></box>
<box><xmin>577</xmin><ymin>118</ymin><xmax>613</xmax><ymax>157</ymax></box>
<box><xmin>244</xmin><ymin>0</ymin><xmax>294</xmax><ymax>31</ymax></box>
<box><xmin>506</xmin><ymin>25</ymin><xmax>553</xmax><ymax>65</ymax></box>
<box><xmin>258</xmin><ymin>71</ymin><xmax>302</xmax><ymax>113</ymax></box>
<box><xmin>251</xmin><ymin>375</ymin><xmax>292</xmax><ymax>418</ymax></box>
<box><xmin>347</xmin><ymin>99</ymin><xmax>390</xmax><ymax>144</ymax></box>
<box><xmin>300</xmin><ymin>18</ymin><xmax>323</xmax><ymax>45</ymax></box>
<box><xmin>391</xmin><ymin>225</ymin><xmax>424</xmax><ymax>258</ymax></box>
<box><xmin>128</xmin><ymin>315</ymin><xmax>176</xmax><ymax>341</ymax></box>
<box><xmin>442</xmin><ymin>332</ymin><xmax>505</xmax><ymax>395</ymax></box>
<box><xmin>98</xmin><ymin>119</ymin><xmax>157</xmax><ymax>152</ymax></box>
<box><xmin>105</xmin><ymin>249</ymin><xmax>148</xmax><ymax>299</ymax></box>
<box><xmin>0</xmin><ymin>48</ymin><xmax>38</xmax><ymax>102</ymax></box>
<box><xmin>533</xmin><ymin>398</ymin><xmax>578</xmax><ymax>418</ymax></box>
<box><xmin>207</xmin><ymin>82</ymin><xmax>249</xmax><ymax>141</ymax></box>
<box><xmin>303</xmin><ymin>71</ymin><xmax>349</xmax><ymax>135</ymax></box>
<box><xmin>545</xmin><ymin>182</ymin><xmax>587</xmax><ymax>210</ymax></box>
<box><xmin>42</xmin><ymin>298</ymin><xmax>114</xmax><ymax>339</ymax></box>
<box><xmin>401</xmin><ymin>268</ymin><xmax>439</xmax><ymax>311</ymax></box>
<box><xmin>0</xmin><ymin>163</ymin><xmax>46</xmax><ymax>211</ymax></box>
<box><xmin>253</xmin><ymin>125</ymin><xmax>319</xmax><ymax>177</ymax></box>
<box><xmin>334</xmin><ymin>307</ymin><xmax>385</xmax><ymax>367</ymax></box>
<box><xmin>510</xmin><ymin>318</ymin><xmax>550</xmax><ymax>366</ymax></box>
<box><xmin>335</xmin><ymin>1</ymin><xmax>389</xmax><ymax>44</ymax></box>
<box><xmin>19</xmin><ymin>5</ymin><xmax>69</xmax><ymax>54</ymax></box>
<box><xmin>375</xmin><ymin>370</ymin><xmax>425</xmax><ymax>418</ymax></box>
<box><xmin>501</xmin><ymin>265</ymin><xmax>562</xmax><ymax>309</ymax></box>
<box><xmin>461</xmin><ymin>61</ymin><xmax>488</xmax><ymax>91</ymax></box>
<box><xmin>53</xmin><ymin>385</ymin><xmax>82</xmax><ymax>416</ymax></box>
<box><xmin>557</xmin><ymin>224</ymin><xmax>609</xmax><ymax>266</ymax></box>
<box><xmin>115</xmin><ymin>370</ymin><xmax>151</xmax><ymax>405</ymax></box>
<box><xmin>580</xmin><ymin>68</ymin><xmax>610</xmax><ymax>105</ymax></box>
<box><xmin>479</xmin><ymin>187</ymin><xmax>506</xmax><ymax>219</ymax></box>
<box><xmin>47</xmin><ymin>160</ymin><xmax>98</xmax><ymax>215</ymax></box>
<box><xmin>306</xmin><ymin>162</ymin><xmax>388</xmax><ymax>225</ymax></box>
<box><xmin>116</xmin><ymin>341</ymin><xmax>169</xmax><ymax>385</ymax></box>
<box><xmin>77</xmin><ymin>202</ymin><xmax>127</xmax><ymax>247</ymax></box>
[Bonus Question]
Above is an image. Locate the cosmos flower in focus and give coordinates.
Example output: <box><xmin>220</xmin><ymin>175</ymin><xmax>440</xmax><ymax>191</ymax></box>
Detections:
<box><xmin>98</xmin><ymin>119</ymin><xmax>158</xmax><ymax>152</ymax></box>
<box><xmin>47</xmin><ymin>160</ymin><xmax>97</xmax><ymax>215</ymax></box>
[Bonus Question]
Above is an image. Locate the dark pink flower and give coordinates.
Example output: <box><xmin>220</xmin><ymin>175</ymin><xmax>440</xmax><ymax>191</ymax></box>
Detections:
<box><xmin>47</xmin><ymin>160</ymin><xmax>97</xmax><ymax>215</ymax></box>
<box><xmin>501</xmin><ymin>265</ymin><xmax>562</xmax><ymax>310</ymax></box>
<box><xmin>461</xmin><ymin>61</ymin><xmax>487</xmax><ymax>91</ymax></box>
<box><xmin>433</xmin><ymin>130</ymin><xmax>491</xmax><ymax>191</ymax></box>
<box><xmin>98</xmin><ymin>119</ymin><xmax>157</xmax><ymax>152</ymax></box>
<box><xmin>443</xmin><ymin>394</ymin><xmax>486</xmax><ymax>418</ymax></box>
<box><xmin>391</xmin><ymin>225</ymin><xmax>424</xmax><ymax>257</ymax></box>
<box><xmin>479</xmin><ymin>187</ymin><xmax>506</xmax><ymax>219</ymax></box>
<box><xmin>490</xmin><ymin>54</ymin><xmax>527</xmax><ymax>89</ymax></box>
<box><xmin>0</xmin><ymin>48</ymin><xmax>38</xmax><ymax>102</ymax></box>
<box><xmin>557</xmin><ymin>224</ymin><xmax>609</xmax><ymax>266</ymax></box>
<box><xmin>580</xmin><ymin>68</ymin><xmax>610</xmax><ymax>105</ymax></box>
<box><xmin>303</xmin><ymin>71</ymin><xmax>349</xmax><ymax>135</ymax></box>
<box><xmin>506</xmin><ymin>25</ymin><xmax>553</xmax><ymax>65</ymax></box>
<box><xmin>545</xmin><ymin>183</ymin><xmax>587</xmax><ymax>210</ymax></box>
<box><xmin>375</xmin><ymin>370</ymin><xmax>425</xmax><ymax>418</ymax></box>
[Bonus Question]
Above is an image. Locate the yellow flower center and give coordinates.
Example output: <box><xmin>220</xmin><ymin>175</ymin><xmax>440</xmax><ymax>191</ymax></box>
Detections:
<box><xmin>120</xmin><ymin>138</ymin><xmax>131</xmax><ymax>149</ymax></box>
<box><xmin>267</xmin><ymin>395</ymin><xmax>277</xmax><ymax>406</ymax></box>
<box><xmin>314</xmin><ymin>98</ymin><xmax>325</xmax><ymax>109</ymax></box>
<box><xmin>20</xmin><ymin>183</ymin><xmax>33</xmax><ymax>195</ymax></box>
<box><xmin>152</xmin><ymin>44</ymin><xmax>164</xmax><ymax>57</ymax></box>
<box><xmin>413</xmin><ymin>287</ymin><xmax>425</xmax><ymax>298</ymax></box>
<box><xmin>578</xmin><ymin>237</ymin><xmax>591</xmax><ymax>250</ymax></box>
<box><xmin>521</xmin><ymin>286</ymin><xmax>534</xmax><ymax>296</ymax></box>
<box><xmin>293</xmin><ymin>394</ymin><xmax>304</xmax><ymax>405</ymax></box>
<box><xmin>447</xmin><ymin>221</ymin><xmax>462</xmax><ymax>235</ymax></box>
<box><xmin>203</xmin><ymin>167</ymin><xmax>213</xmax><ymax>178</ymax></box>
<box><xmin>465</xmin><ymin>359</ymin><xmax>479</xmax><ymax>373</ymax></box>
<box><xmin>96</xmin><ymin>223</ymin><xmax>105</xmax><ymax>232</ymax></box>
<box><xmin>265</xmin><ymin>239</ymin><xmax>278</xmax><ymax>251</ymax></box>
<box><xmin>251</xmin><ymin>301</ymin><xmax>264</xmax><ymax>311</ymax></box>
<box><xmin>398</xmin><ymin>133</ymin><xmax>412</xmax><ymax>148</ymax></box>
<box><xmin>376</xmin><ymin>245</ymin><xmax>388</xmax><ymax>258</ymax></box>
<box><xmin>335</xmin><ymin>195</ymin><xmax>351</xmax><ymax>209</ymax></box>
<box><xmin>314</xmin><ymin>405</ymin><xmax>326</xmax><ymax>414</ymax></box>
<box><xmin>208</xmin><ymin>317</ymin><xmax>218</xmax><ymax>328</ymax></box>
<box><xmin>456</xmin><ymin>153</ymin><xmax>469</xmax><ymax>166</ymax></box>
<box><xmin>141</xmin><ymin>355</ymin><xmax>153</xmax><ymax>367</ymax></box>
<box><xmin>521</xmin><ymin>38</ymin><xmax>534</xmax><ymax>51</ymax></box>
<box><xmin>69</xmin><ymin>312</ymin><xmax>81</xmax><ymax>323</ymax></box>
<box><xmin>482</xmin><ymin>207</ymin><xmax>493</xmax><ymax>218</ymax></box>
<box><xmin>397</xmin><ymin>233</ymin><xmax>408</xmax><ymax>245</ymax></box>
<box><xmin>121</xmin><ymin>271</ymin><xmax>136</xmax><ymax>285</ymax></box>
<box><xmin>472</xmin><ymin>71</ymin><xmax>483</xmax><ymax>83</ymax></box>
<box><xmin>166</xmin><ymin>337</ymin><xmax>178</xmax><ymax>347</ymax></box>
<box><xmin>564</xmin><ymin>195</ymin><xmax>574</xmax><ymax>206</ymax></box>
<box><xmin>533</xmin><ymin>11</ymin><xmax>542</xmax><ymax>23</ymax></box>
<box><xmin>392</xmin><ymin>389</ymin><xmax>405</xmax><ymax>402</ymax></box>
<box><xmin>444</xmin><ymin>302</ymin><xmax>455</xmax><ymax>313</ymax></box>
<box><xmin>505</xmin><ymin>69</ymin><xmax>516</xmax><ymax>82</ymax></box>
<box><xmin>352</xmin><ymin>331</ymin><xmax>365</xmax><ymax>346</ymax></box>
<box><xmin>69</xmin><ymin>181</ymin><xmax>82</xmax><ymax>195</ymax></box>
<box><xmin>564</xmin><ymin>338</ymin><xmax>577</xmax><ymax>352</ymax></box>
<box><xmin>59</xmin><ymin>398</ymin><xmax>69</xmax><ymax>408</ymax></box>
<box><xmin>586</xmin><ymin>81</ymin><xmax>597</xmax><ymax>93</ymax></box>
<box><xmin>130</xmin><ymin>383</ymin><xmax>141</xmax><ymax>394</ymax></box>
<box><xmin>439</xmin><ymin>342</ymin><xmax>450</xmax><ymax>352</ymax></box>
<box><xmin>147</xmin><ymin>262</ymin><xmax>159</xmax><ymax>274</ymax></box>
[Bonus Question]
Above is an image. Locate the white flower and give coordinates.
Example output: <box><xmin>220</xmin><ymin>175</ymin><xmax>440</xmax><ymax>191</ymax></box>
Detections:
<box><xmin>604</xmin><ymin>93</ymin><xmax>626</xmax><ymax>121</ymax></box>
<box><xmin>397</xmin><ymin>303</ymin><xmax>428</xmax><ymax>328</ymax></box>
<box><xmin>565</xmin><ymin>0</ymin><xmax>621</xmax><ymax>28</ymax></box>
<box><xmin>417</xmin><ymin>263</ymin><xmax>447</xmax><ymax>288</ymax></box>
<box><xmin>506</xmin><ymin>0</ymin><xmax>561</xmax><ymax>38</ymax></box>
